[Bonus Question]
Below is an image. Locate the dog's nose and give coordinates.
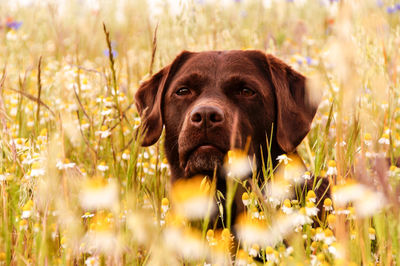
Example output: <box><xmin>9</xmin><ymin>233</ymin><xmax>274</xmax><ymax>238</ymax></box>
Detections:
<box><xmin>190</xmin><ymin>105</ymin><xmax>225</xmax><ymax>128</ymax></box>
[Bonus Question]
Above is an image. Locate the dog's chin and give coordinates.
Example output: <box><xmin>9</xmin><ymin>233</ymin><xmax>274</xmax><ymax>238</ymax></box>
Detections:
<box><xmin>184</xmin><ymin>146</ymin><xmax>225</xmax><ymax>177</ymax></box>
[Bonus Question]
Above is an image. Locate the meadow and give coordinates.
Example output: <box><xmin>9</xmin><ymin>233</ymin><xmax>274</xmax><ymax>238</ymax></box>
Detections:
<box><xmin>1</xmin><ymin>0</ymin><xmax>400</xmax><ymax>265</ymax></box>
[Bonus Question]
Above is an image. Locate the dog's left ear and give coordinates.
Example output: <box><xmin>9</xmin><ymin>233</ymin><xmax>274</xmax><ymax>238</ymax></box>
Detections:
<box><xmin>265</xmin><ymin>54</ymin><xmax>319</xmax><ymax>153</ymax></box>
<box><xmin>135</xmin><ymin>51</ymin><xmax>193</xmax><ymax>146</ymax></box>
<box><xmin>248</xmin><ymin>51</ymin><xmax>319</xmax><ymax>153</ymax></box>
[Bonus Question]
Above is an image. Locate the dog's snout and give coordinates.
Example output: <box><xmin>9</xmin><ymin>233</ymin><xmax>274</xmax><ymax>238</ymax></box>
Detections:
<box><xmin>190</xmin><ymin>105</ymin><xmax>224</xmax><ymax>128</ymax></box>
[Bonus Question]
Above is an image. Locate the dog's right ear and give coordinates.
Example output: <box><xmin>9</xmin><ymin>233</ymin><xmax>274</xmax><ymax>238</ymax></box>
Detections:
<box><xmin>135</xmin><ymin>51</ymin><xmax>193</xmax><ymax>146</ymax></box>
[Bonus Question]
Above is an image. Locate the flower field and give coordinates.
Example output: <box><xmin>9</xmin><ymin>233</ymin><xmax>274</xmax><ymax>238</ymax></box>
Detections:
<box><xmin>1</xmin><ymin>0</ymin><xmax>400</xmax><ymax>265</ymax></box>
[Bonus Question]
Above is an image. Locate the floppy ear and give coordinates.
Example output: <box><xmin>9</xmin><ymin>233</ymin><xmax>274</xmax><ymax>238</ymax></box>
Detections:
<box><xmin>265</xmin><ymin>54</ymin><xmax>319</xmax><ymax>153</ymax></box>
<box><xmin>135</xmin><ymin>51</ymin><xmax>192</xmax><ymax>146</ymax></box>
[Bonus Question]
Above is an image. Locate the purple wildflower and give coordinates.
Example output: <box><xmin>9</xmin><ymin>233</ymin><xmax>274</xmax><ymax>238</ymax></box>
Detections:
<box><xmin>103</xmin><ymin>49</ymin><xmax>118</xmax><ymax>58</ymax></box>
<box><xmin>297</xmin><ymin>59</ymin><xmax>303</xmax><ymax>66</ymax></box>
<box><xmin>6</xmin><ymin>20</ymin><xmax>22</xmax><ymax>30</ymax></box>
<box><xmin>104</xmin><ymin>41</ymin><xmax>118</xmax><ymax>58</ymax></box>
<box><xmin>386</xmin><ymin>6</ymin><xmax>396</xmax><ymax>14</ymax></box>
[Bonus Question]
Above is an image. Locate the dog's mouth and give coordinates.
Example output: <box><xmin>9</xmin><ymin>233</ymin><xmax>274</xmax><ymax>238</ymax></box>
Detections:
<box><xmin>184</xmin><ymin>143</ymin><xmax>227</xmax><ymax>162</ymax></box>
<box><xmin>191</xmin><ymin>144</ymin><xmax>223</xmax><ymax>154</ymax></box>
<box><xmin>181</xmin><ymin>143</ymin><xmax>228</xmax><ymax>177</ymax></box>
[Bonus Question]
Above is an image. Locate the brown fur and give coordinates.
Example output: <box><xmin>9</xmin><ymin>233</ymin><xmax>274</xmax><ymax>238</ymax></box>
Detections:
<box><xmin>135</xmin><ymin>50</ymin><xmax>321</xmax><ymax>222</ymax></box>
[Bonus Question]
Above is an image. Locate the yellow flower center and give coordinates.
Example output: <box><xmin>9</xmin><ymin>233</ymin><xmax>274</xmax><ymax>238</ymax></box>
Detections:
<box><xmin>323</xmin><ymin>198</ymin><xmax>332</xmax><ymax>207</ymax></box>
<box><xmin>347</xmin><ymin>206</ymin><xmax>355</xmax><ymax>214</ymax></box>
<box><xmin>307</xmin><ymin>190</ymin><xmax>316</xmax><ymax>199</ymax></box>
<box><xmin>236</xmin><ymin>249</ymin><xmax>248</xmax><ymax>260</ymax></box>
<box><xmin>161</xmin><ymin>198</ymin><xmax>169</xmax><ymax>206</ymax></box>
<box><xmin>206</xmin><ymin>229</ymin><xmax>214</xmax><ymax>239</ymax></box>
<box><xmin>311</xmin><ymin>241</ymin><xmax>318</xmax><ymax>249</ymax></box>
<box><xmin>40</xmin><ymin>128</ymin><xmax>47</xmax><ymax>136</ymax></box>
<box><xmin>221</xmin><ymin>228</ymin><xmax>231</xmax><ymax>241</ymax></box>
<box><xmin>324</xmin><ymin>229</ymin><xmax>333</xmax><ymax>237</ymax></box>
<box><xmin>364</xmin><ymin>133</ymin><xmax>372</xmax><ymax>141</ymax></box>
<box><xmin>327</xmin><ymin>214</ymin><xmax>336</xmax><ymax>224</ymax></box>
<box><xmin>23</xmin><ymin>200</ymin><xmax>33</xmax><ymax>211</ymax></box>
<box><xmin>265</xmin><ymin>246</ymin><xmax>274</xmax><ymax>254</ymax></box>
<box><xmin>328</xmin><ymin>160</ymin><xmax>336</xmax><ymax>167</ymax></box>
<box><xmin>283</xmin><ymin>199</ymin><xmax>291</xmax><ymax>208</ymax></box>
<box><xmin>317</xmin><ymin>253</ymin><xmax>325</xmax><ymax>261</ymax></box>
<box><xmin>242</xmin><ymin>192</ymin><xmax>249</xmax><ymax>201</ymax></box>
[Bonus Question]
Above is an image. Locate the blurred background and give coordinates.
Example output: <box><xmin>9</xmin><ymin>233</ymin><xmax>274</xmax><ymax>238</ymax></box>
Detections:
<box><xmin>1</xmin><ymin>0</ymin><xmax>400</xmax><ymax>265</ymax></box>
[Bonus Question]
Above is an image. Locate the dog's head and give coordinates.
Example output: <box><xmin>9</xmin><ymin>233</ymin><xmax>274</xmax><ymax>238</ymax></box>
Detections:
<box><xmin>135</xmin><ymin>50</ymin><xmax>318</xmax><ymax>180</ymax></box>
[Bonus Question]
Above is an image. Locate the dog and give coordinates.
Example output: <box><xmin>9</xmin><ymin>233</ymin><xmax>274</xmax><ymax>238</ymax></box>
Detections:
<box><xmin>135</xmin><ymin>50</ymin><xmax>326</xmax><ymax>223</ymax></box>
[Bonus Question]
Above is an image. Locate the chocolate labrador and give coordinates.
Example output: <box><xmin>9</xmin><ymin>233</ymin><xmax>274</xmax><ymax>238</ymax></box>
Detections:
<box><xmin>135</xmin><ymin>50</ymin><xmax>325</xmax><ymax>222</ymax></box>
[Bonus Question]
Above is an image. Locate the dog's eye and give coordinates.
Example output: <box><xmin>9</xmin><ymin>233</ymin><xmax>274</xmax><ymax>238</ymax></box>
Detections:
<box><xmin>238</xmin><ymin>87</ymin><xmax>255</xmax><ymax>97</ymax></box>
<box><xmin>175</xmin><ymin>87</ymin><xmax>191</xmax><ymax>96</ymax></box>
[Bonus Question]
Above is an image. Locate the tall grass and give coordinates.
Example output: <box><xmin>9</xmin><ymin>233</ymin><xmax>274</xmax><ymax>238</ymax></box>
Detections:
<box><xmin>1</xmin><ymin>0</ymin><xmax>400</xmax><ymax>265</ymax></box>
